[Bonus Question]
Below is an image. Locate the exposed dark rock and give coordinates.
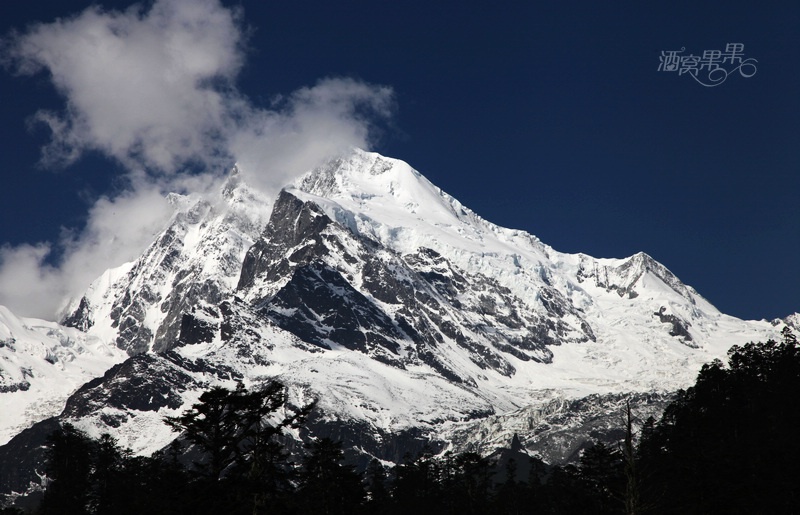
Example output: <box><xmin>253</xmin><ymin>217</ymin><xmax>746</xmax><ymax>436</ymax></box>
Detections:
<box><xmin>655</xmin><ymin>306</ymin><xmax>694</xmax><ymax>343</ymax></box>
<box><xmin>577</xmin><ymin>252</ymin><xmax>694</xmax><ymax>303</ymax></box>
<box><xmin>61</xmin><ymin>296</ymin><xmax>94</xmax><ymax>332</ymax></box>
<box><xmin>265</xmin><ymin>262</ymin><xmax>403</xmax><ymax>359</ymax></box>
<box><xmin>0</xmin><ymin>417</ymin><xmax>60</xmax><ymax>496</ymax></box>
<box><xmin>63</xmin><ymin>354</ymin><xmax>196</xmax><ymax>417</ymax></box>
<box><xmin>176</xmin><ymin>306</ymin><xmax>220</xmax><ymax>347</ymax></box>
<box><xmin>299</xmin><ymin>415</ymin><xmax>446</xmax><ymax>470</ymax></box>
<box><xmin>153</xmin><ymin>278</ymin><xmax>226</xmax><ymax>353</ymax></box>
<box><xmin>238</xmin><ymin>190</ymin><xmax>332</xmax><ymax>295</ymax></box>
<box><xmin>0</xmin><ymin>381</ymin><xmax>29</xmax><ymax>394</ymax></box>
<box><xmin>110</xmin><ymin>290</ymin><xmax>152</xmax><ymax>355</ymax></box>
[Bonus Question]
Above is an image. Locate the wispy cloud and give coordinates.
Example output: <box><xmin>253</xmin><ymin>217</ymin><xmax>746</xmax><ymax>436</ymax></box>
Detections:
<box><xmin>0</xmin><ymin>178</ymin><xmax>173</xmax><ymax>318</ymax></box>
<box><xmin>231</xmin><ymin>77</ymin><xmax>395</xmax><ymax>193</ymax></box>
<box><xmin>6</xmin><ymin>0</ymin><xmax>245</xmax><ymax>172</ymax></box>
<box><xmin>0</xmin><ymin>0</ymin><xmax>394</xmax><ymax>318</ymax></box>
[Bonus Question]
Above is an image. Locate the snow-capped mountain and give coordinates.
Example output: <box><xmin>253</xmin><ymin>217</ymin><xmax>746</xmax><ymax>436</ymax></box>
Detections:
<box><xmin>0</xmin><ymin>149</ymin><xmax>794</xmax><ymax>495</ymax></box>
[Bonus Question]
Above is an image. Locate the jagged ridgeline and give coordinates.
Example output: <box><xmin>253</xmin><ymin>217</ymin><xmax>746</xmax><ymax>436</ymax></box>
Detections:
<box><xmin>0</xmin><ymin>150</ymin><xmax>794</xmax><ymax>500</ymax></box>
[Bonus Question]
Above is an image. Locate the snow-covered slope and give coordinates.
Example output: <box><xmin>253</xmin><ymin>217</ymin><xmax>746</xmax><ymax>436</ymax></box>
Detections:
<box><xmin>288</xmin><ymin>151</ymin><xmax>781</xmax><ymax>393</ymax></box>
<box><xmin>0</xmin><ymin>306</ymin><xmax>126</xmax><ymax>445</ymax></box>
<box><xmin>0</xmin><ymin>149</ymin><xmax>794</xmax><ymax>494</ymax></box>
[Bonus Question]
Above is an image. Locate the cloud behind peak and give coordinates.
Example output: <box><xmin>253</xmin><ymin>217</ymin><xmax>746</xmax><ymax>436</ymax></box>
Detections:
<box><xmin>0</xmin><ymin>0</ymin><xmax>394</xmax><ymax>318</ymax></box>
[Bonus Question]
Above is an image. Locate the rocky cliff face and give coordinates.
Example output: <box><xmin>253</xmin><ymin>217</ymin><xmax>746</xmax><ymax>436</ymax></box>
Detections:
<box><xmin>237</xmin><ymin>189</ymin><xmax>596</xmax><ymax>384</ymax></box>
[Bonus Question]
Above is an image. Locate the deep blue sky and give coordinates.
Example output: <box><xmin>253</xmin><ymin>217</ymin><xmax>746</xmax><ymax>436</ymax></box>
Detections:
<box><xmin>1</xmin><ymin>1</ymin><xmax>798</xmax><ymax>321</ymax></box>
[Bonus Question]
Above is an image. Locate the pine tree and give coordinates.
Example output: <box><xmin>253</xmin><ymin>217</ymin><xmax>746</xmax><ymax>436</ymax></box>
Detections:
<box><xmin>391</xmin><ymin>447</ymin><xmax>443</xmax><ymax>513</ymax></box>
<box><xmin>89</xmin><ymin>434</ymin><xmax>129</xmax><ymax>515</ymax></box>
<box><xmin>578</xmin><ymin>441</ymin><xmax>623</xmax><ymax>514</ymax></box>
<box><xmin>164</xmin><ymin>381</ymin><xmax>314</xmax><ymax>481</ymax></box>
<box><xmin>493</xmin><ymin>457</ymin><xmax>529</xmax><ymax>515</ymax></box>
<box><xmin>297</xmin><ymin>438</ymin><xmax>364</xmax><ymax>514</ymax></box>
<box><xmin>444</xmin><ymin>452</ymin><xmax>493</xmax><ymax>514</ymax></box>
<box><xmin>38</xmin><ymin>423</ymin><xmax>94</xmax><ymax>515</ymax></box>
<box><xmin>364</xmin><ymin>459</ymin><xmax>390</xmax><ymax>514</ymax></box>
<box><xmin>165</xmin><ymin>385</ymin><xmax>242</xmax><ymax>480</ymax></box>
<box><xmin>621</xmin><ymin>400</ymin><xmax>640</xmax><ymax>515</ymax></box>
<box><xmin>164</xmin><ymin>381</ymin><xmax>315</xmax><ymax>514</ymax></box>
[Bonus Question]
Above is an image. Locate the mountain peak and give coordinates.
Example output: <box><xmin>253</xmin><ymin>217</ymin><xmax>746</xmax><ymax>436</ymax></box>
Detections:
<box><xmin>294</xmin><ymin>149</ymin><xmax>480</xmax><ymax>230</ymax></box>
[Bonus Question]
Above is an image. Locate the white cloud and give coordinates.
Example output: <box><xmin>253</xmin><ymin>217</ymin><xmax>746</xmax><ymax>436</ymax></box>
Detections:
<box><xmin>0</xmin><ymin>0</ymin><xmax>394</xmax><ymax>318</ymax></box>
<box><xmin>231</xmin><ymin>77</ymin><xmax>395</xmax><ymax>192</ymax></box>
<box><xmin>8</xmin><ymin>0</ymin><xmax>243</xmax><ymax>172</ymax></box>
<box><xmin>0</xmin><ymin>179</ymin><xmax>174</xmax><ymax>319</ymax></box>
<box><xmin>5</xmin><ymin>0</ymin><xmax>393</xmax><ymax>180</ymax></box>
<box><xmin>0</xmin><ymin>243</ymin><xmax>61</xmax><ymax>319</ymax></box>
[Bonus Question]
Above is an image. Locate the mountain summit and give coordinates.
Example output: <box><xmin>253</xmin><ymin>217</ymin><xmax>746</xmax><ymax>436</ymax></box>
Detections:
<box><xmin>0</xmin><ymin>149</ymin><xmax>792</xmax><ymax>494</ymax></box>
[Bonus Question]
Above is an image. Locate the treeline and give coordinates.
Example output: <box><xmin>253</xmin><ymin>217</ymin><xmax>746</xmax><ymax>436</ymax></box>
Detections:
<box><xmin>2</xmin><ymin>328</ymin><xmax>798</xmax><ymax>514</ymax></box>
<box><xmin>2</xmin><ymin>424</ymin><xmax>630</xmax><ymax>515</ymax></box>
<box><xmin>634</xmin><ymin>327</ymin><xmax>800</xmax><ymax>513</ymax></box>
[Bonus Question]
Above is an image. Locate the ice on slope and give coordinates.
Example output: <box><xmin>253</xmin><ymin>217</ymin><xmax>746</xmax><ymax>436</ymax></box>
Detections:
<box><xmin>0</xmin><ymin>306</ymin><xmax>127</xmax><ymax>445</ymax></box>
<box><xmin>70</xmin><ymin>315</ymin><xmax>501</xmax><ymax>457</ymax></box>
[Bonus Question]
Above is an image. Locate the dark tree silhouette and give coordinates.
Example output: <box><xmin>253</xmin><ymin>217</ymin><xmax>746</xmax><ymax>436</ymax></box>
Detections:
<box><xmin>297</xmin><ymin>438</ymin><xmax>365</xmax><ymax>514</ymax></box>
<box><xmin>38</xmin><ymin>423</ymin><xmax>94</xmax><ymax>515</ymax></box>
<box><xmin>637</xmin><ymin>328</ymin><xmax>800</xmax><ymax>514</ymax></box>
<box><xmin>390</xmin><ymin>446</ymin><xmax>443</xmax><ymax>513</ymax></box>
<box><xmin>578</xmin><ymin>442</ymin><xmax>623</xmax><ymax>514</ymax></box>
<box><xmin>164</xmin><ymin>381</ymin><xmax>314</xmax><ymax>481</ymax></box>
<box><xmin>364</xmin><ymin>458</ymin><xmax>390</xmax><ymax>513</ymax></box>
<box><xmin>164</xmin><ymin>385</ymin><xmax>243</xmax><ymax>480</ymax></box>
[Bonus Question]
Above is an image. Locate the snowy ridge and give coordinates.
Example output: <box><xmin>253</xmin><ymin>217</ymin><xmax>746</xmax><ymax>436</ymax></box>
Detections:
<box><xmin>292</xmin><ymin>151</ymin><xmax>552</xmax><ymax>289</ymax></box>
<box><xmin>290</xmin><ymin>151</ymin><xmax>777</xmax><ymax>382</ymax></box>
<box><xmin>0</xmin><ymin>169</ymin><xmax>270</xmax><ymax>445</ymax></box>
<box><xmin>61</xmin><ymin>168</ymin><xmax>273</xmax><ymax>354</ymax></box>
<box><xmin>292</xmin><ymin>152</ymin><xmax>712</xmax><ymax>320</ymax></box>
